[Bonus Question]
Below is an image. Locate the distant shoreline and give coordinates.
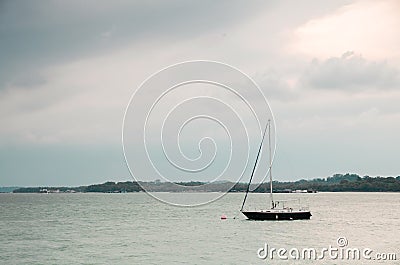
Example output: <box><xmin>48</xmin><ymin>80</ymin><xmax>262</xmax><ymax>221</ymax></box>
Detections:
<box><xmin>4</xmin><ymin>174</ymin><xmax>400</xmax><ymax>193</ymax></box>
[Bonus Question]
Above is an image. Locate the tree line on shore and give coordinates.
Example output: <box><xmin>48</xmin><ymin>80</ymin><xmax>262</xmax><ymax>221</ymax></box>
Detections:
<box><xmin>11</xmin><ymin>174</ymin><xmax>400</xmax><ymax>193</ymax></box>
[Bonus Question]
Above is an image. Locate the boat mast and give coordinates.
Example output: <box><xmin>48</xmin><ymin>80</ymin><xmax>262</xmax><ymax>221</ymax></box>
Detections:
<box><xmin>268</xmin><ymin>119</ymin><xmax>274</xmax><ymax>209</ymax></box>
<box><xmin>240</xmin><ymin>121</ymin><xmax>269</xmax><ymax>212</ymax></box>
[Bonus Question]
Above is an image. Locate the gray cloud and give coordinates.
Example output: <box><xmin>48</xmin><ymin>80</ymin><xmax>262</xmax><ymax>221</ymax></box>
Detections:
<box><xmin>253</xmin><ymin>70</ymin><xmax>300</xmax><ymax>102</ymax></box>
<box><xmin>7</xmin><ymin>72</ymin><xmax>47</xmax><ymax>90</ymax></box>
<box><xmin>302</xmin><ymin>52</ymin><xmax>400</xmax><ymax>91</ymax></box>
<box><xmin>0</xmin><ymin>0</ymin><xmax>271</xmax><ymax>87</ymax></box>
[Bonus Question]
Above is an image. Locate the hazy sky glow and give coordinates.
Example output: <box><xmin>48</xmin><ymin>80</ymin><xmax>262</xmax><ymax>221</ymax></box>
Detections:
<box><xmin>0</xmin><ymin>0</ymin><xmax>399</xmax><ymax>186</ymax></box>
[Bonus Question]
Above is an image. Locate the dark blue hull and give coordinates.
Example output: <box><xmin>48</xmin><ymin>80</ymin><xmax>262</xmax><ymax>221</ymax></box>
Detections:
<box><xmin>241</xmin><ymin>210</ymin><xmax>311</xmax><ymax>220</ymax></box>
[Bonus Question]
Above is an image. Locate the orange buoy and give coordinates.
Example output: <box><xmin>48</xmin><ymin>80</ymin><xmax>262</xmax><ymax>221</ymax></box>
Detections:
<box><xmin>221</xmin><ymin>214</ymin><xmax>227</xmax><ymax>220</ymax></box>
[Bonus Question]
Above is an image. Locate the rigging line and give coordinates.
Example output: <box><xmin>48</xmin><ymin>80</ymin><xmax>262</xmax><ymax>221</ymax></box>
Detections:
<box><xmin>268</xmin><ymin>118</ymin><xmax>274</xmax><ymax>208</ymax></box>
<box><xmin>240</xmin><ymin>120</ymin><xmax>270</xmax><ymax>211</ymax></box>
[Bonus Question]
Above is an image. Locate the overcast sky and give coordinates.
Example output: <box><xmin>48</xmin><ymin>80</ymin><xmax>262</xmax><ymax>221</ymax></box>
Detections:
<box><xmin>1</xmin><ymin>0</ymin><xmax>399</xmax><ymax>186</ymax></box>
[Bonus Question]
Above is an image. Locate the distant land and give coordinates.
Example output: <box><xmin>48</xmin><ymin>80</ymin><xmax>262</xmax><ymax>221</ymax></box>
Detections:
<box><xmin>0</xmin><ymin>187</ymin><xmax>20</xmax><ymax>193</ymax></box>
<box><xmin>5</xmin><ymin>174</ymin><xmax>400</xmax><ymax>193</ymax></box>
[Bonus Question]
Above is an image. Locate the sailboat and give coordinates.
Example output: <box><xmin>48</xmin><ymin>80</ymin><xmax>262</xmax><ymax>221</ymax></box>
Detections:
<box><xmin>240</xmin><ymin>120</ymin><xmax>312</xmax><ymax>220</ymax></box>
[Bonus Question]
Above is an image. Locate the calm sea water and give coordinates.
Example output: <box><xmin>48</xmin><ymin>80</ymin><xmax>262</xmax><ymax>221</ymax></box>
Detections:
<box><xmin>0</xmin><ymin>192</ymin><xmax>399</xmax><ymax>264</ymax></box>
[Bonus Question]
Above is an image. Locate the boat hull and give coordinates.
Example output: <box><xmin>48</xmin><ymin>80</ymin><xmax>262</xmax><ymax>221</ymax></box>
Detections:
<box><xmin>241</xmin><ymin>210</ymin><xmax>311</xmax><ymax>220</ymax></box>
